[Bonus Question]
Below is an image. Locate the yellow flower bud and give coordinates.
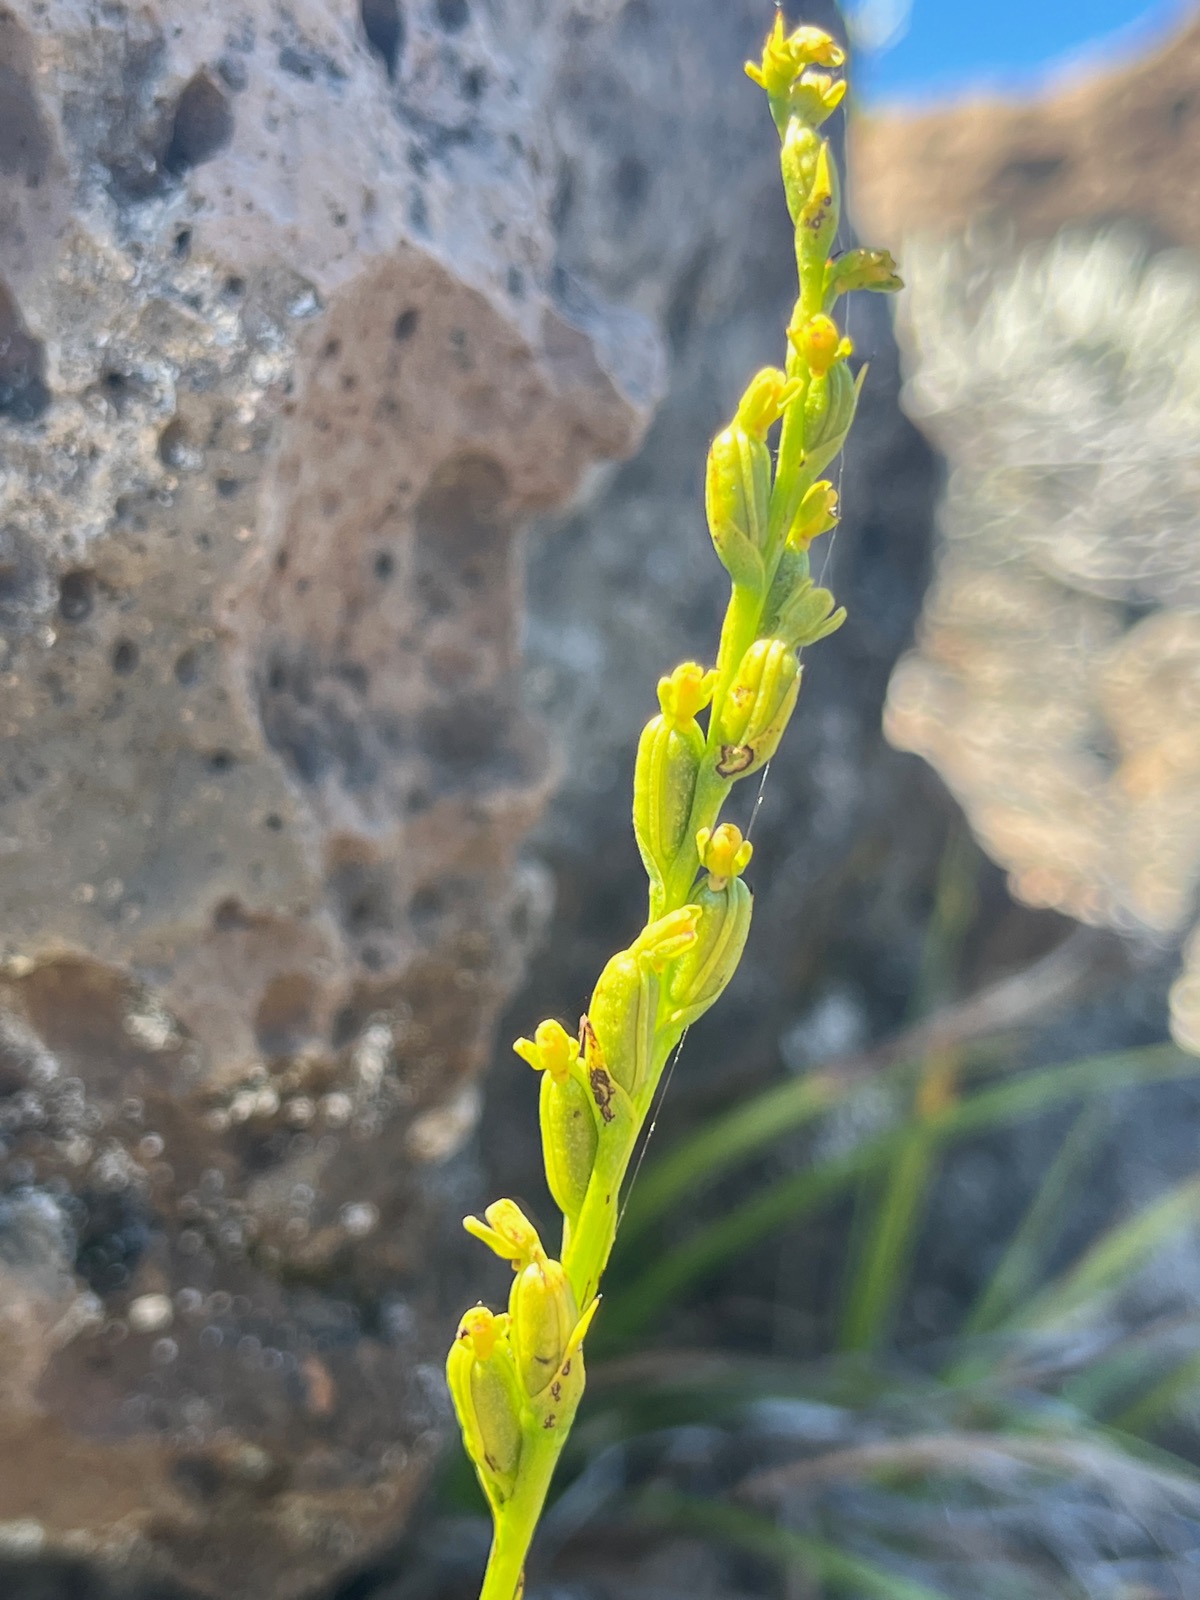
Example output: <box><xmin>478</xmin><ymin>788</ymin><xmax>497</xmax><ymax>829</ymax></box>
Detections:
<box><xmin>787</xmin><ymin>481</ymin><xmax>839</xmax><ymax>550</ymax></box>
<box><xmin>658</xmin><ymin>661</ymin><xmax>718</xmax><ymax>725</ymax></box>
<box><xmin>446</xmin><ymin>1306</ymin><xmax>523</xmax><ymax>1503</ymax></box>
<box><xmin>634</xmin><ymin>664</ymin><xmax>716</xmax><ymax>896</ymax></box>
<box><xmin>464</xmin><ymin>1199</ymin><xmax>546</xmax><ymax>1268</ymax></box>
<box><xmin>586</xmin><ymin>908</ymin><xmax>698</xmax><ymax>1099</ymax></box>
<box><xmin>824</xmin><ymin>248</ymin><xmax>903</xmax><ymax>307</ymax></box>
<box><xmin>787</xmin><ymin>72</ymin><xmax>847</xmax><ymax>129</ymax></box>
<box><xmin>733</xmin><ymin>367</ymin><xmax>801</xmax><ymax>439</ymax></box>
<box><xmin>746</xmin><ymin>16</ymin><xmax>846</xmax><ymax>133</ymax></box>
<box><xmin>515</xmin><ymin>1021</ymin><xmax>598</xmax><ymax>1231</ymax></box>
<box><xmin>514</xmin><ymin>1018</ymin><xmax>578</xmax><ymax>1082</ymax></box>
<box><xmin>790</xmin><ymin>312</ymin><xmax>852</xmax><ymax>380</ymax></box>
<box><xmin>669</xmin><ymin>829</ymin><xmax>754</xmax><ymax>1028</ymax></box>
<box><xmin>713</xmin><ymin>638</ymin><xmax>802</xmax><ymax>778</ymax></box>
<box><xmin>696</xmin><ymin>823</ymin><xmax>753</xmax><ymax>888</ymax></box>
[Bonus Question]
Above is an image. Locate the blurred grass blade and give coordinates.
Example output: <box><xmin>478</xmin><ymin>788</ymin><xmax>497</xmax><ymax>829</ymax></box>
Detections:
<box><xmin>839</xmin><ymin>1111</ymin><xmax>939</xmax><ymax>1352</ymax></box>
<box><xmin>838</xmin><ymin>826</ymin><xmax>977</xmax><ymax>1355</ymax></box>
<box><xmin>603</xmin><ymin>1143</ymin><xmax>880</xmax><ymax>1343</ymax></box>
<box><xmin>961</xmin><ymin>1099</ymin><xmax>1110</xmax><ymax>1340</ymax></box>
<box><xmin>605</xmin><ymin>1044</ymin><xmax>1191</xmax><ymax>1341</ymax></box>
<box><xmin>1012</xmin><ymin>1173</ymin><xmax>1200</xmax><ymax>1332</ymax></box>
<box><xmin>1113</xmin><ymin>1347</ymin><xmax>1200</xmax><ymax>1436</ymax></box>
<box><xmin>620</xmin><ymin>1070</ymin><xmax>843</xmax><ymax>1244</ymax></box>
<box><xmin>644</xmin><ymin>1493</ymin><xmax>955</xmax><ymax>1600</ymax></box>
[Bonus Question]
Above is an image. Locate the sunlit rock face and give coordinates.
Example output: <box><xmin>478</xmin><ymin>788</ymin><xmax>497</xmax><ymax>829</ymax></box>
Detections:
<box><xmin>884</xmin><ymin>229</ymin><xmax>1200</xmax><ymax>1051</ymax></box>
<box><xmin>850</xmin><ymin>3</ymin><xmax>1200</xmax><ymax>1058</ymax></box>
<box><xmin>0</xmin><ymin>0</ymin><xmax>658</xmax><ymax>1592</ymax></box>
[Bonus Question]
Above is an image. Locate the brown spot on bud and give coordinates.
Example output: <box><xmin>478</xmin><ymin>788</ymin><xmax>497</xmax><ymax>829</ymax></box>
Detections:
<box><xmin>543</xmin><ymin>1414</ymin><xmax>557</xmax><ymax>1429</ymax></box>
<box><xmin>589</xmin><ymin>1067</ymin><xmax>617</xmax><ymax>1123</ymax></box>
<box><xmin>717</xmin><ymin>743</ymin><xmax>754</xmax><ymax>777</ymax></box>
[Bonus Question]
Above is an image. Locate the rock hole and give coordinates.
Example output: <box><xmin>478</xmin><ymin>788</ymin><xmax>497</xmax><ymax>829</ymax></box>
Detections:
<box><xmin>255</xmin><ymin>973</ymin><xmax>316</xmax><ymax>1056</ymax></box>
<box><xmin>263</xmin><ymin>812</ymin><xmax>284</xmax><ymax>831</ymax></box>
<box><xmin>216</xmin><ymin>54</ymin><xmax>248</xmax><ymax>93</ymax></box>
<box><xmin>164</xmin><ymin>72</ymin><xmax>234</xmax><ymax>175</ymax></box>
<box><xmin>435</xmin><ymin>0</ymin><xmax>468</xmax><ymax>31</ymax></box>
<box><xmin>360</xmin><ymin>0</ymin><xmax>404</xmax><ymax>80</ymax></box>
<box><xmin>993</xmin><ymin>153</ymin><xmax>1066</xmax><ymax>190</ymax></box>
<box><xmin>462</xmin><ymin>66</ymin><xmax>486</xmax><ymax>101</ymax></box>
<box><xmin>393</xmin><ymin>307</ymin><xmax>419</xmax><ymax>342</ymax></box>
<box><xmin>157</xmin><ymin>418</ymin><xmax>191</xmax><ymax>467</ymax></box>
<box><xmin>374</xmin><ymin>550</ymin><xmax>394</xmax><ymax>580</ymax></box>
<box><xmin>212</xmin><ymin>897</ymin><xmax>251</xmax><ymax>931</ymax></box>
<box><xmin>173</xmin><ymin>227</ymin><xmax>193</xmax><ymax>259</ymax></box>
<box><xmin>0</xmin><ymin>281</ymin><xmax>50</xmax><ymax>422</ymax></box>
<box><xmin>413</xmin><ymin>452</ymin><xmax>509</xmax><ymax>596</ymax></box>
<box><xmin>57</xmin><ymin>570</ymin><xmax>95</xmax><ymax>623</ymax></box>
<box><xmin>207</xmin><ymin>749</ymin><xmax>235</xmax><ymax>773</ymax></box>
<box><xmin>112</xmin><ymin>639</ymin><xmax>139</xmax><ymax>675</ymax></box>
<box><xmin>174</xmin><ymin>648</ymin><xmax>200</xmax><ymax>686</ymax></box>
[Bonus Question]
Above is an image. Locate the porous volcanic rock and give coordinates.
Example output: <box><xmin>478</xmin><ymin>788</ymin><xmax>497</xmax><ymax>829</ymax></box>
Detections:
<box><xmin>0</xmin><ymin>0</ymin><xmax>658</xmax><ymax>1593</ymax></box>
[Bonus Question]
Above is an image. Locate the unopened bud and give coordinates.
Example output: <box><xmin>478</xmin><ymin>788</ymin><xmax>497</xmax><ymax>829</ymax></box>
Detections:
<box><xmin>516</xmin><ymin>1022</ymin><xmax>598</xmax><ymax>1229</ymax></box>
<box><xmin>510</xmin><ymin>1253</ymin><xmax>577</xmax><ymax>1398</ymax></box>
<box><xmin>767</xmin><ymin>573</ymin><xmax>846</xmax><ymax>652</ymax></box>
<box><xmin>587</xmin><ymin>908</ymin><xmax>698</xmax><ymax>1099</ymax></box>
<box><xmin>446</xmin><ymin>1307</ymin><xmax>523</xmax><ymax>1502</ymax></box>
<box><xmin>794</xmin><ymin>143</ymin><xmax>841</xmax><ymax>280</ymax></box>
<box><xmin>781</xmin><ymin>121</ymin><xmax>821</xmax><ymax>224</ymax></box>
<box><xmin>634</xmin><ymin>665</ymin><xmax>715</xmax><ymax>894</ymax></box>
<box><xmin>714</xmin><ymin>638</ymin><xmax>802</xmax><ymax>778</ymax></box>
<box><xmin>802</xmin><ymin>360</ymin><xmax>865</xmax><ymax>478</ymax></box>
<box><xmin>787</xmin><ymin>480</ymin><xmax>839</xmax><ymax>550</ymax></box>
<box><xmin>669</xmin><ymin>828</ymin><xmax>754</xmax><ymax>1028</ymax></box>
<box><xmin>705</xmin><ymin>428</ymin><xmax>769</xmax><ymax>591</ymax></box>
<box><xmin>788</xmin><ymin>71</ymin><xmax>847</xmax><ymax>130</ymax></box>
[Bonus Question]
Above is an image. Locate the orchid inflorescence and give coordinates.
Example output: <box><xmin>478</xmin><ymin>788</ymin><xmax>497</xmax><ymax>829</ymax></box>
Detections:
<box><xmin>447</xmin><ymin>18</ymin><xmax>901</xmax><ymax>1597</ymax></box>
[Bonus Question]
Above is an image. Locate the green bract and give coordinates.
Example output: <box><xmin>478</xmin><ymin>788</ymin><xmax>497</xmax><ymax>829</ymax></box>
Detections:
<box><xmin>448</xmin><ymin>18</ymin><xmax>901</xmax><ymax>1599</ymax></box>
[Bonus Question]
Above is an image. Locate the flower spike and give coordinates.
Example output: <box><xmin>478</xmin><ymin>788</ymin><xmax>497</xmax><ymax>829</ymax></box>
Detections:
<box><xmin>449</xmin><ymin>20</ymin><xmax>898</xmax><ymax>1596</ymax></box>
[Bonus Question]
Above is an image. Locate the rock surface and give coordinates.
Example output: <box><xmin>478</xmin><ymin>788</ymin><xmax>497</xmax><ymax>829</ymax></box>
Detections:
<box><xmin>0</xmin><ymin>0</ymin><xmax>658</xmax><ymax>1593</ymax></box>
<box><xmin>850</xmin><ymin>13</ymin><xmax>1200</xmax><ymax>1054</ymax></box>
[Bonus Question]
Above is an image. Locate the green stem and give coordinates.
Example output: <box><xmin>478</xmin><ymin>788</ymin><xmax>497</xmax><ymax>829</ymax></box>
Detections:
<box><xmin>564</xmin><ymin>1112</ymin><xmax>639</xmax><ymax>1307</ymax></box>
<box><xmin>478</xmin><ymin>1432</ymin><xmax>564</xmax><ymax>1600</ymax></box>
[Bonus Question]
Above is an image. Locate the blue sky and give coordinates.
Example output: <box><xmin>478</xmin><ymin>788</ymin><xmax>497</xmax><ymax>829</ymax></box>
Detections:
<box><xmin>846</xmin><ymin>0</ymin><xmax>1193</xmax><ymax>105</ymax></box>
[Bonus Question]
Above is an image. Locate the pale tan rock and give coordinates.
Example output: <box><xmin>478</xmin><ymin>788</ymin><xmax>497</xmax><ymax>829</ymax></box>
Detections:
<box><xmin>852</xmin><ymin>19</ymin><xmax>1200</xmax><ymax>1055</ymax></box>
<box><xmin>0</xmin><ymin>0</ymin><xmax>658</xmax><ymax>1591</ymax></box>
